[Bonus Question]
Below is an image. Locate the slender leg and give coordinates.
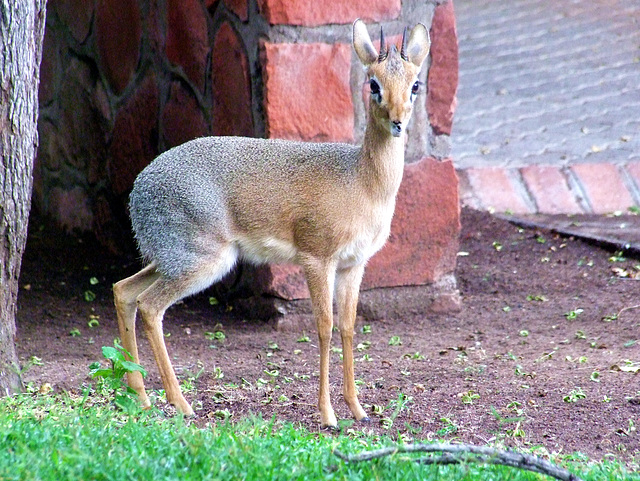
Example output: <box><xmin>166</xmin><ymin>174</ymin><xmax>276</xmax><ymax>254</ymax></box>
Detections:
<box><xmin>136</xmin><ymin>277</ymin><xmax>194</xmax><ymax>415</ymax></box>
<box><xmin>335</xmin><ymin>263</ymin><xmax>368</xmax><ymax>421</ymax></box>
<box><xmin>132</xmin><ymin>247</ymin><xmax>238</xmax><ymax>415</ymax></box>
<box><xmin>113</xmin><ymin>263</ymin><xmax>160</xmax><ymax>408</ymax></box>
<box><xmin>303</xmin><ymin>257</ymin><xmax>337</xmax><ymax>427</ymax></box>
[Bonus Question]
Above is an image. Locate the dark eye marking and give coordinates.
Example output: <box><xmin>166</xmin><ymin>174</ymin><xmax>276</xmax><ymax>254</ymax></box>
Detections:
<box><xmin>370</xmin><ymin>78</ymin><xmax>381</xmax><ymax>97</ymax></box>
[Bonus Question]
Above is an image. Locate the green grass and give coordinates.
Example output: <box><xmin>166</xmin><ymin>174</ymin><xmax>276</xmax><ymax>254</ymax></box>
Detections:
<box><xmin>0</xmin><ymin>390</ymin><xmax>636</xmax><ymax>480</ymax></box>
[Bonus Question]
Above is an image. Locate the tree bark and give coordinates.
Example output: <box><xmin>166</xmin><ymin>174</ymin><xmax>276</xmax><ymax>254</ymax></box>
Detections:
<box><xmin>0</xmin><ymin>0</ymin><xmax>47</xmax><ymax>396</ymax></box>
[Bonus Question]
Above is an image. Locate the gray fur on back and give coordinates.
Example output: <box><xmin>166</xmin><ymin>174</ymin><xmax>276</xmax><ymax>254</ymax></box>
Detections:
<box><xmin>129</xmin><ymin>136</ymin><xmax>361</xmax><ymax>278</ymax></box>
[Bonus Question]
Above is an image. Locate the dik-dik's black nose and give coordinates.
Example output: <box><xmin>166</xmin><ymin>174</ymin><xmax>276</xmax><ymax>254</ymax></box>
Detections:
<box><xmin>391</xmin><ymin>120</ymin><xmax>402</xmax><ymax>136</ymax></box>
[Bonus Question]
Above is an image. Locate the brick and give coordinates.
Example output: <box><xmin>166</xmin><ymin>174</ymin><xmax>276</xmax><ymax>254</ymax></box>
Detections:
<box><xmin>263</xmin><ymin>264</ymin><xmax>309</xmax><ymax>300</ymax></box>
<box><xmin>260</xmin><ymin>158</ymin><xmax>460</xmax><ymax>299</ymax></box>
<box><xmin>55</xmin><ymin>0</ymin><xmax>94</xmax><ymax>43</ymax></box>
<box><xmin>40</xmin><ymin>57</ymin><xmax>110</xmax><ymax>185</ymax></box>
<box><xmin>571</xmin><ymin>163</ymin><xmax>635</xmax><ymax>214</ymax></box>
<box><xmin>166</xmin><ymin>0</ymin><xmax>209</xmax><ymax>91</ymax></box>
<box><xmin>108</xmin><ymin>75</ymin><xmax>159</xmax><ymax>196</ymax></box>
<box><xmin>262</xmin><ymin>42</ymin><xmax>354</xmax><ymax>142</ymax></box>
<box><xmin>162</xmin><ymin>82</ymin><xmax>209</xmax><ymax>149</ymax></box>
<box><xmin>36</xmin><ymin>120</ymin><xmax>60</xmax><ymax>172</ymax></box>
<box><xmin>224</xmin><ymin>0</ymin><xmax>248</xmax><ymax>21</ymax></box>
<box><xmin>427</xmin><ymin>0</ymin><xmax>458</xmax><ymax>136</ymax></box>
<box><xmin>363</xmin><ymin>157</ymin><xmax>460</xmax><ymax>288</ymax></box>
<box><xmin>520</xmin><ymin>165</ymin><xmax>583</xmax><ymax>214</ymax></box>
<box><xmin>146</xmin><ymin>0</ymin><xmax>165</xmax><ymax>53</ymax></box>
<box><xmin>465</xmin><ymin>167</ymin><xmax>532</xmax><ymax>214</ymax></box>
<box><xmin>211</xmin><ymin>22</ymin><xmax>254</xmax><ymax>137</ymax></box>
<box><xmin>92</xmin><ymin>195</ymin><xmax>128</xmax><ymax>255</ymax></box>
<box><xmin>623</xmin><ymin>162</ymin><xmax>640</xmax><ymax>205</ymax></box>
<box><xmin>38</xmin><ymin>27</ymin><xmax>58</xmax><ymax>106</ymax></box>
<box><xmin>49</xmin><ymin>187</ymin><xmax>93</xmax><ymax>232</ymax></box>
<box><xmin>257</xmin><ymin>0</ymin><xmax>400</xmax><ymax>26</ymax></box>
<box><xmin>96</xmin><ymin>0</ymin><xmax>141</xmax><ymax>93</ymax></box>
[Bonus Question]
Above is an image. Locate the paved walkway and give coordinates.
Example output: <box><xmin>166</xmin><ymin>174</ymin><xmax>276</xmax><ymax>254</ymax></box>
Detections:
<box><xmin>453</xmin><ymin>0</ymin><xmax>640</xmax><ymax>214</ymax></box>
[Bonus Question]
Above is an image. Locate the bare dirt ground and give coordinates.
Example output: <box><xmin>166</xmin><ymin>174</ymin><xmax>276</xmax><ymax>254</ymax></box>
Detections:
<box><xmin>16</xmin><ymin>208</ymin><xmax>640</xmax><ymax>461</ymax></box>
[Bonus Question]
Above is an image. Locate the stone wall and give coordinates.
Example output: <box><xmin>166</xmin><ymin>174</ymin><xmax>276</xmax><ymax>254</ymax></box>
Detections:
<box><xmin>35</xmin><ymin>0</ymin><xmax>460</xmax><ymax>311</ymax></box>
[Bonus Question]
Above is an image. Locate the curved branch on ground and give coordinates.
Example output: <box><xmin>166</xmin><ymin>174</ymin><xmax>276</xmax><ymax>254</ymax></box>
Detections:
<box><xmin>334</xmin><ymin>443</ymin><xmax>583</xmax><ymax>481</ymax></box>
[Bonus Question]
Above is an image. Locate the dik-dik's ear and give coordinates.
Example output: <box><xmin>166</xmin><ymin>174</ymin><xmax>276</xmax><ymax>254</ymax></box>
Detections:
<box><xmin>404</xmin><ymin>23</ymin><xmax>430</xmax><ymax>68</ymax></box>
<box><xmin>352</xmin><ymin>19</ymin><xmax>378</xmax><ymax>66</ymax></box>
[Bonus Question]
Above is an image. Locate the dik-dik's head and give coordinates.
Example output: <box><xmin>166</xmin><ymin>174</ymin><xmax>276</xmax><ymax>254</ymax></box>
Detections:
<box><xmin>353</xmin><ymin>20</ymin><xmax>431</xmax><ymax>137</ymax></box>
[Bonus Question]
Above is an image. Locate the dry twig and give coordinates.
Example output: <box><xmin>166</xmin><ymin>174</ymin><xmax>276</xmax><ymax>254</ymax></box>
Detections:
<box><xmin>334</xmin><ymin>443</ymin><xmax>583</xmax><ymax>481</ymax></box>
<box><xmin>617</xmin><ymin>304</ymin><xmax>640</xmax><ymax>319</ymax></box>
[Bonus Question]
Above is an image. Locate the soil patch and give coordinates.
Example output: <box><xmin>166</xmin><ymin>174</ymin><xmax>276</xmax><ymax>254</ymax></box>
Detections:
<box><xmin>16</xmin><ymin>208</ymin><xmax>640</xmax><ymax>460</ymax></box>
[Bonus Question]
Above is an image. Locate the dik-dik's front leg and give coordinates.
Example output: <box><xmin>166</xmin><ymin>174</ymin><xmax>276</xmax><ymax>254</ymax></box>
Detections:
<box><xmin>303</xmin><ymin>257</ymin><xmax>338</xmax><ymax>427</ymax></box>
<box><xmin>336</xmin><ymin>264</ymin><xmax>369</xmax><ymax>422</ymax></box>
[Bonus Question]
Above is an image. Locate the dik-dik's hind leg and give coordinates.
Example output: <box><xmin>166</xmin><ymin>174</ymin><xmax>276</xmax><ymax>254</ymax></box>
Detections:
<box><xmin>136</xmin><ymin>275</ymin><xmax>196</xmax><ymax>416</ymax></box>
<box><xmin>336</xmin><ymin>264</ymin><xmax>368</xmax><ymax>422</ymax></box>
<box><xmin>113</xmin><ymin>263</ymin><xmax>160</xmax><ymax>408</ymax></box>
<box><xmin>303</xmin><ymin>257</ymin><xmax>338</xmax><ymax>427</ymax></box>
<box><xmin>135</xmin><ymin>250</ymin><xmax>238</xmax><ymax>416</ymax></box>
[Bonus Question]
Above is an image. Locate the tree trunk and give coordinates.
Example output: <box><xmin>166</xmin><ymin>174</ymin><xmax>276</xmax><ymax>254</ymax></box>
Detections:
<box><xmin>0</xmin><ymin>0</ymin><xmax>47</xmax><ymax>396</ymax></box>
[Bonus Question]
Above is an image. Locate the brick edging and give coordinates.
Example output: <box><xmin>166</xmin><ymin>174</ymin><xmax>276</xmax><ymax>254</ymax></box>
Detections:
<box><xmin>459</xmin><ymin>161</ymin><xmax>640</xmax><ymax>215</ymax></box>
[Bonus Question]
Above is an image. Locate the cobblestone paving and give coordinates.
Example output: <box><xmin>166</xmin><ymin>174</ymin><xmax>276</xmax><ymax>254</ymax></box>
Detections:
<box><xmin>453</xmin><ymin>0</ymin><xmax>640</xmax><ymax>170</ymax></box>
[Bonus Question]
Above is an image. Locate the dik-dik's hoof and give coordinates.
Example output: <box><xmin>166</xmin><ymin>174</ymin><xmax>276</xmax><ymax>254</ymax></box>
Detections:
<box><xmin>359</xmin><ymin>416</ymin><xmax>371</xmax><ymax>424</ymax></box>
<box><xmin>171</xmin><ymin>398</ymin><xmax>195</xmax><ymax>417</ymax></box>
<box><xmin>321</xmin><ymin>424</ymin><xmax>340</xmax><ymax>433</ymax></box>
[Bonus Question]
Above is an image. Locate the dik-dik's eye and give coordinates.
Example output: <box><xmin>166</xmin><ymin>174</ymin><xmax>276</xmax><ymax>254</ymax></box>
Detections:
<box><xmin>410</xmin><ymin>81</ymin><xmax>420</xmax><ymax>101</ymax></box>
<box><xmin>369</xmin><ymin>78</ymin><xmax>381</xmax><ymax>102</ymax></box>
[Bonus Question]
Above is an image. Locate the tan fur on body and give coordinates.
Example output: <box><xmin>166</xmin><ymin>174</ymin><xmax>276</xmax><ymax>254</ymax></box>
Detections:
<box><xmin>113</xmin><ymin>19</ymin><xmax>430</xmax><ymax>426</ymax></box>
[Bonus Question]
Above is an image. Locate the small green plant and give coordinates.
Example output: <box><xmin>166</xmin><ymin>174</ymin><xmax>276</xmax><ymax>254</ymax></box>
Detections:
<box><xmin>565</xmin><ymin>308</ymin><xmax>584</xmax><ymax>320</ymax></box>
<box><xmin>460</xmin><ymin>390</ymin><xmax>480</xmax><ymax>404</ymax></box>
<box><xmin>181</xmin><ymin>361</ymin><xmax>205</xmax><ymax>394</ymax></box>
<box><xmin>388</xmin><ymin>336</ymin><xmax>402</xmax><ymax>346</ymax></box>
<box><xmin>492</xmin><ymin>241</ymin><xmax>503</xmax><ymax>252</ymax></box>
<box><xmin>356</xmin><ymin>340</ymin><xmax>371</xmax><ymax>351</ymax></box>
<box><xmin>609</xmin><ymin>251</ymin><xmax>627</xmax><ymax>263</ymax></box>
<box><xmin>70</xmin><ymin>328</ymin><xmax>81</xmax><ymax>337</ymax></box>
<box><xmin>361</xmin><ymin>324</ymin><xmax>372</xmax><ymax>334</ymax></box>
<box><xmin>19</xmin><ymin>355</ymin><xmax>44</xmax><ymax>375</ymax></box>
<box><xmin>380</xmin><ymin>393</ymin><xmax>413</xmax><ymax>430</ymax></box>
<box><xmin>563</xmin><ymin>387</ymin><xmax>586</xmax><ymax>403</ymax></box>
<box><xmin>89</xmin><ymin>341</ymin><xmax>147</xmax><ymax>414</ymax></box>
<box><xmin>514</xmin><ymin>365</ymin><xmax>532</xmax><ymax>377</ymax></box>
<box><xmin>402</xmin><ymin>351</ymin><xmax>425</xmax><ymax>360</ymax></box>
<box><xmin>526</xmin><ymin>294</ymin><xmax>548</xmax><ymax>302</ymax></box>
<box><xmin>490</xmin><ymin>406</ymin><xmax>526</xmax><ymax>439</ymax></box>
<box><xmin>297</xmin><ymin>334</ymin><xmax>311</xmax><ymax>343</ymax></box>
<box><xmin>263</xmin><ymin>369</ymin><xmax>279</xmax><ymax>385</ymax></box>
<box><xmin>436</xmin><ymin>416</ymin><xmax>459</xmax><ymax>436</ymax></box>
<box><xmin>205</xmin><ymin>330</ymin><xmax>226</xmax><ymax>341</ymax></box>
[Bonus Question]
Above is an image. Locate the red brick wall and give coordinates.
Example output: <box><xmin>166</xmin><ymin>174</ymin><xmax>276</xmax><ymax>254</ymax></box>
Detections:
<box><xmin>35</xmin><ymin>0</ymin><xmax>460</xmax><ymax>299</ymax></box>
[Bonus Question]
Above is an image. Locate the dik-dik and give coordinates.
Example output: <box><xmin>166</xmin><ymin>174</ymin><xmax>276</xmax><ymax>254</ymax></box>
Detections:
<box><xmin>113</xmin><ymin>19</ymin><xmax>430</xmax><ymax>427</ymax></box>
